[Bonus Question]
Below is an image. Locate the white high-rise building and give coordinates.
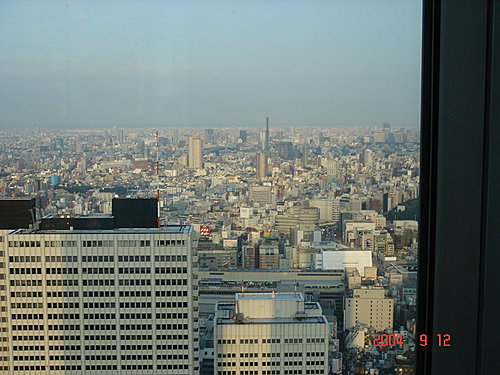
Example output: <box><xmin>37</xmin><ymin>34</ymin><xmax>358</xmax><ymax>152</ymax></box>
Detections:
<box><xmin>214</xmin><ymin>292</ymin><xmax>330</xmax><ymax>375</ymax></box>
<box><xmin>188</xmin><ymin>136</ymin><xmax>203</xmax><ymax>169</ymax></box>
<box><xmin>0</xmin><ymin>226</ymin><xmax>200</xmax><ymax>375</ymax></box>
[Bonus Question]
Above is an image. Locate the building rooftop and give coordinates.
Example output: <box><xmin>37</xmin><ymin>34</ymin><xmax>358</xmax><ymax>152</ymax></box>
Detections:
<box><xmin>236</xmin><ymin>292</ymin><xmax>303</xmax><ymax>301</ymax></box>
<box><xmin>8</xmin><ymin>225</ymin><xmax>192</xmax><ymax>235</ymax></box>
<box><xmin>216</xmin><ymin>316</ymin><xmax>327</xmax><ymax>325</ymax></box>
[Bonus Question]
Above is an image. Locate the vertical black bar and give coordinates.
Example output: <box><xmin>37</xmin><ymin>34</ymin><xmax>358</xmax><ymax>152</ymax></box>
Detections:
<box><xmin>417</xmin><ymin>0</ymin><xmax>440</xmax><ymax>373</ymax></box>
<box><xmin>478</xmin><ymin>0</ymin><xmax>500</xmax><ymax>373</ymax></box>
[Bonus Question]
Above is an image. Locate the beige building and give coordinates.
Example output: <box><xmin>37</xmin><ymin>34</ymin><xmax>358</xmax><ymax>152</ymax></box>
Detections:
<box><xmin>275</xmin><ymin>206</ymin><xmax>320</xmax><ymax>233</ymax></box>
<box><xmin>256</xmin><ymin>153</ymin><xmax>269</xmax><ymax>180</ymax></box>
<box><xmin>188</xmin><ymin>136</ymin><xmax>203</xmax><ymax>169</ymax></box>
<box><xmin>345</xmin><ymin>288</ymin><xmax>394</xmax><ymax>331</ymax></box>
<box><xmin>249</xmin><ymin>186</ymin><xmax>273</xmax><ymax>206</ymax></box>
<box><xmin>258</xmin><ymin>246</ymin><xmax>280</xmax><ymax>269</ymax></box>
<box><xmin>214</xmin><ymin>293</ymin><xmax>330</xmax><ymax>375</ymax></box>
<box><xmin>0</xmin><ymin>226</ymin><xmax>199</xmax><ymax>375</ymax></box>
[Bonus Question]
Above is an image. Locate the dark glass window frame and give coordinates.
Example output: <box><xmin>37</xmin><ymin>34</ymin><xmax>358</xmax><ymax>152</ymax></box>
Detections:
<box><xmin>418</xmin><ymin>0</ymin><xmax>500</xmax><ymax>374</ymax></box>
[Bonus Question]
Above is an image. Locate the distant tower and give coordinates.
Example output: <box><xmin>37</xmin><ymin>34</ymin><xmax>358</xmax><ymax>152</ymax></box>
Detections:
<box><xmin>265</xmin><ymin>117</ymin><xmax>270</xmax><ymax>151</ymax></box>
<box><xmin>239</xmin><ymin>130</ymin><xmax>247</xmax><ymax>143</ymax></box>
<box><xmin>256</xmin><ymin>153</ymin><xmax>269</xmax><ymax>180</ymax></box>
<box><xmin>188</xmin><ymin>136</ymin><xmax>203</xmax><ymax>169</ymax></box>
<box><xmin>302</xmin><ymin>144</ymin><xmax>309</xmax><ymax>165</ymax></box>
<box><xmin>205</xmin><ymin>128</ymin><xmax>215</xmax><ymax>145</ymax></box>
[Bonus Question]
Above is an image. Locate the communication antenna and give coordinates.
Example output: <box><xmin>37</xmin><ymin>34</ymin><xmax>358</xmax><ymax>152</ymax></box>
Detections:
<box><xmin>155</xmin><ymin>131</ymin><xmax>160</xmax><ymax>228</ymax></box>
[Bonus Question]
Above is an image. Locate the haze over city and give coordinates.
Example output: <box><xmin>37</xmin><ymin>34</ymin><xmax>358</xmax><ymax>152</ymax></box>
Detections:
<box><xmin>0</xmin><ymin>0</ymin><xmax>422</xmax><ymax>129</ymax></box>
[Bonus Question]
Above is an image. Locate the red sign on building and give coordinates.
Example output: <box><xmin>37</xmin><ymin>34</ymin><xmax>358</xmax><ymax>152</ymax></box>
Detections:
<box><xmin>200</xmin><ymin>225</ymin><xmax>210</xmax><ymax>237</ymax></box>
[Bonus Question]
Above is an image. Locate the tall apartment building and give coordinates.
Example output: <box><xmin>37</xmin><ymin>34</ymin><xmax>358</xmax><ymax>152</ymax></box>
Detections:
<box><xmin>214</xmin><ymin>292</ymin><xmax>330</xmax><ymax>375</ymax></box>
<box><xmin>0</xmin><ymin>222</ymin><xmax>200</xmax><ymax>374</ymax></box>
<box><xmin>256</xmin><ymin>153</ymin><xmax>269</xmax><ymax>180</ymax></box>
<box><xmin>188</xmin><ymin>136</ymin><xmax>203</xmax><ymax>169</ymax></box>
<box><xmin>345</xmin><ymin>288</ymin><xmax>394</xmax><ymax>331</ymax></box>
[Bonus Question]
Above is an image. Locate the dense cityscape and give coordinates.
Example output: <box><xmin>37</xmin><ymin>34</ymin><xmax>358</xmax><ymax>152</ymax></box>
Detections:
<box><xmin>0</xmin><ymin>123</ymin><xmax>420</xmax><ymax>374</ymax></box>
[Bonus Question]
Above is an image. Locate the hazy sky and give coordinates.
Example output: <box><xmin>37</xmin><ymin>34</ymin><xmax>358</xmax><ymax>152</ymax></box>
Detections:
<box><xmin>0</xmin><ymin>0</ymin><xmax>422</xmax><ymax>129</ymax></box>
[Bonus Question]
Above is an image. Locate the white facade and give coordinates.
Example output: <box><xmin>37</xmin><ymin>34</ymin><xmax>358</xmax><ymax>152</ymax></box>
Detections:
<box><xmin>214</xmin><ymin>293</ymin><xmax>330</xmax><ymax>375</ymax></box>
<box><xmin>0</xmin><ymin>226</ymin><xmax>199</xmax><ymax>375</ymax></box>
<box><xmin>314</xmin><ymin>249</ymin><xmax>372</xmax><ymax>276</ymax></box>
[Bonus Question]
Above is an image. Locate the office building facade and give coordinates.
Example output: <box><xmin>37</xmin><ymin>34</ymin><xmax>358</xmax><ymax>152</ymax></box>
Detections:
<box><xmin>0</xmin><ymin>226</ymin><xmax>200</xmax><ymax>375</ymax></box>
<box><xmin>214</xmin><ymin>293</ymin><xmax>330</xmax><ymax>375</ymax></box>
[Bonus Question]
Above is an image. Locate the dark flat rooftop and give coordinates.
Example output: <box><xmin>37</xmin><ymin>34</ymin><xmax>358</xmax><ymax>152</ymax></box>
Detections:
<box><xmin>9</xmin><ymin>225</ymin><xmax>192</xmax><ymax>235</ymax></box>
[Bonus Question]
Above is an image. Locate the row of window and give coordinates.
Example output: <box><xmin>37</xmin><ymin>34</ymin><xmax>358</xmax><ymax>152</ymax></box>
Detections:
<box><xmin>48</xmin><ymin>335</ymin><xmax>80</xmax><ymax>341</ymax></box>
<box><xmin>119</xmin><ymin>278</ymin><xmax>149</xmax><ymax>286</ymax></box>
<box><xmin>8</xmin><ymin>241</ymin><xmax>41</xmax><ymax>248</ymax></box>
<box><xmin>155</xmin><ymin>255</ymin><xmax>188</xmax><ymax>262</ymax></box>
<box><xmin>119</xmin><ymin>290</ymin><xmax>150</xmax><ymax>297</ymax></box>
<box><xmin>120</xmin><ymin>344</ymin><xmax>150</xmax><ymax>350</ymax></box>
<box><xmin>156</xmin><ymin>290</ymin><xmax>188</xmax><ymax>297</ymax></box>
<box><xmin>156</xmin><ymin>324</ymin><xmax>189</xmax><ymax>330</ymax></box>
<box><xmin>82</xmin><ymin>267</ymin><xmax>113</xmax><ymax>274</ymax></box>
<box><xmin>84</xmin><ymin>313</ymin><xmax>115</xmax><ymax>320</ymax></box>
<box><xmin>10</xmin><ymin>268</ymin><xmax>42</xmax><ymax>274</ymax></box>
<box><xmin>85</xmin><ymin>335</ymin><xmax>116</xmax><ymax>341</ymax></box>
<box><xmin>156</xmin><ymin>301</ymin><xmax>189</xmax><ymax>308</ymax></box>
<box><xmin>12</xmin><ymin>314</ymin><xmax>44</xmax><ymax>320</ymax></box>
<box><xmin>157</xmin><ymin>344</ymin><xmax>189</xmax><ymax>350</ymax></box>
<box><xmin>85</xmin><ymin>344</ymin><xmax>116</xmax><ymax>350</ymax></box>
<box><xmin>84</xmin><ymin>290</ymin><xmax>114</xmax><ymax>297</ymax></box>
<box><xmin>10</xmin><ymin>279</ymin><xmax>42</xmax><ymax>286</ymax></box>
<box><xmin>7</xmin><ymin>239</ymin><xmax>186</xmax><ymax>248</ymax></box>
<box><xmin>12</xmin><ymin>346</ymin><xmax>44</xmax><ymax>351</ymax></box>
<box><xmin>12</xmin><ymin>355</ymin><xmax>45</xmax><ymax>361</ymax></box>
<box><xmin>48</xmin><ymin>324</ymin><xmax>79</xmax><ymax>331</ymax></box>
<box><xmin>45</xmin><ymin>241</ymin><xmax>77</xmax><ymax>247</ymax></box>
<box><xmin>47</xmin><ymin>279</ymin><xmax>78</xmax><ymax>286</ymax></box>
<box><xmin>155</xmin><ymin>267</ymin><xmax>188</xmax><ymax>274</ymax></box>
<box><xmin>49</xmin><ymin>355</ymin><xmax>81</xmax><ymax>361</ymax></box>
<box><xmin>12</xmin><ymin>336</ymin><xmax>44</xmax><ymax>341</ymax></box>
<box><xmin>47</xmin><ymin>302</ymin><xmax>79</xmax><ymax>308</ymax></box>
<box><xmin>156</xmin><ymin>278</ymin><xmax>188</xmax><ymax>285</ymax></box>
<box><xmin>11</xmin><ymin>303</ymin><xmax>43</xmax><ymax>309</ymax></box>
<box><xmin>82</xmin><ymin>240</ymin><xmax>114</xmax><ymax>248</ymax></box>
<box><xmin>47</xmin><ymin>267</ymin><xmax>78</xmax><ymax>274</ymax></box>
<box><xmin>157</xmin><ymin>354</ymin><xmax>189</xmax><ymax>360</ymax></box>
<box><xmin>157</xmin><ymin>364</ymin><xmax>190</xmax><ymax>370</ymax></box>
<box><xmin>84</xmin><ymin>324</ymin><xmax>116</xmax><ymax>331</ymax></box>
<box><xmin>9</xmin><ymin>256</ymin><xmax>41</xmax><ymax>262</ymax></box>
<box><xmin>12</xmin><ymin>366</ymin><xmax>46</xmax><ymax>371</ymax></box>
<box><xmin>47</xmin><ymin>291</ymin><xmax>78</xmax><ymax>297</ymax></box>
<box><xmin>12</xmin><ymin>325</ymin><xmax>44</xmax><ymax>331</ymax></box>
<box><xmin>49</xmin><ymin>345</ymin><xmax>80</xmax><ymax>350</ymax></box>
<box><xmin>116</xmin><ymin>240</ymin><xmax>150</xmax><ymax>247</ymax></box>
<box><xmin>85</xmin><ymin>354</ymin><xmax>116</xmax><ymax>360</ymax></box>
<box><xmin>83</xmin><ymin>279</ymin><xmax>113</xmax><ymax>286</ymax></box>
<box><xmin>46</xmin><ymin>255</ymin><xmax>78</xmax><ymax>262</ymax></box>
<box><xmin>120</xmin><ymin>302</ymin><xmax>151</xmax><ymax>308</ymax></box>
<box><xmin>8</xmin><ymin>254</ymin><xmax>189</xmax><ymax>263</ymax></box>
<box><xmin>47</xmin><ymin>313</ymin><xmax>80</xmax><ymax>320</ymax></box>
<box><xmin>11</xmin><ymin>291</ymin><xmax>42</xmax><ymax>298</ymax></box>
<box><xmin>50</xmin><ymin>365</ymin><xmax>81</xmax><ymax>371</ymax></box>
